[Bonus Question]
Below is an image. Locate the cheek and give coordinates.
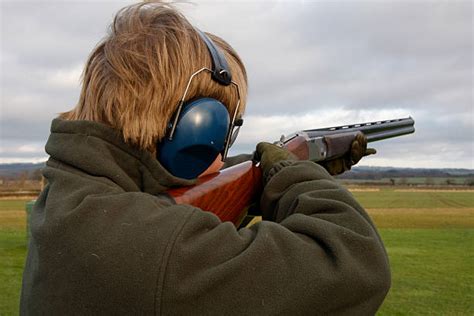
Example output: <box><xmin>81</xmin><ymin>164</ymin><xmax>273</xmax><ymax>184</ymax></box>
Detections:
<box><xmin>198</xmin><ymin>154</ymin><xmax>225</xmax><ymax>178</ymax></box>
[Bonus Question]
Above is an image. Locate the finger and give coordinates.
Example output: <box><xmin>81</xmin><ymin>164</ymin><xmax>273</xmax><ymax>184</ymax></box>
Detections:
<box><xmin>354</xmin><ymin>132</ymin><xmax>368</xmax><ymax>149</ymax></box>
<box><xmin>365</xmin><ymin>148</ymin><xmax>377</xmax><ymax>156</ymax></box>
<box><xmin>351</xmin><ymin>133</ymin><xmax>369</xmax><ymax>164</ymax></box>
<box><xmin>251</xmin><ymin>150</ymin><xmax>259</xmax><ymax>162</ymax></box>
<box><xmin>321</xmin><ymin>157</ymin><xmax>352</xmax><ymax>175</ymax></box>
<box><xmin>255</xmin><ymin>142</ymin><xmax>272</xmax><ymax>160</ymax></box>
<box><xmin>350</xmin><ymin>140</ymin><xmax>364</xmax><ymax>164</ymax></box>
<box><xmin>322</xmin><ymin>160</ymin><xmax>342</xmax><ymax>175</ymax></box>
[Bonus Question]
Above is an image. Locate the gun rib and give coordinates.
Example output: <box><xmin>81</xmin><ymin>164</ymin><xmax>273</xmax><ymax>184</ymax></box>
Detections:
<box><xmin>304</xmin><ymin>117</ymin><xmax>415</xmax><ymax>141</ymax></box>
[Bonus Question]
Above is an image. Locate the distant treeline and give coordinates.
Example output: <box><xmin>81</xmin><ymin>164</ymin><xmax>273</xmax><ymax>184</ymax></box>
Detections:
<box><xmin>0</xmin><ymin>163</ymin><xmax>46</xmax><ymax>180</ymax></box>
<box><xmin>337</xmin><ymin>166</ymin><xmax>474</xmax><ymax>180</ymax></box>
<box><xmin>336</xmin><ymin>166</ymin><xmax>474</xmax><ymax>186</ymax></box>
<box><xmin>0</xmin><ymin>162</ymin><xmax>473</xmax><ymax>182</ymax></box>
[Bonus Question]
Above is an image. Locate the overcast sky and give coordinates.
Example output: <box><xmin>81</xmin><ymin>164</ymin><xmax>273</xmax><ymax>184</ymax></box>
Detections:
<box><xmin>1</xmin><ymin>0</ymin><xmax>472</xmax><ymax>168</ymax></box>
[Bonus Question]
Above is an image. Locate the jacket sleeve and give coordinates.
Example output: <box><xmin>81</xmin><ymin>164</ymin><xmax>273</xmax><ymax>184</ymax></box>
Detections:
<box><xmin>159</xmin><ymin>161</ymin><xmax>391</xmax><ymax>315</ymax></box>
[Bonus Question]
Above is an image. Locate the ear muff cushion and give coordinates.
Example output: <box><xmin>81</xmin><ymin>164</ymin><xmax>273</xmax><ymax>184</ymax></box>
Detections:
<box><xmin>158</xmin><ymin>98</ymin><xmax>230</xmax><ymax>179</ymax></box>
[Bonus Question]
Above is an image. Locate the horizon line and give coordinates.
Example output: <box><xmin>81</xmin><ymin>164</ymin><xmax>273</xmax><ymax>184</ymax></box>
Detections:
<box><xmin>0</xmin><ymin>158</ymin><xmax>472</xmax><ymax>171</ymax></box>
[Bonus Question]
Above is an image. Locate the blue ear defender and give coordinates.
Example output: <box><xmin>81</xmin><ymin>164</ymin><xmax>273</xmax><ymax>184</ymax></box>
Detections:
<box><xmin>158</xmin><ymin>98</ymin><xmax>230</xmax><ymax>179</ymax></box>
<box><xmin>157</xmin><ymin>29</ymin><xmax>243</xmax><ymax>179</ymax></box>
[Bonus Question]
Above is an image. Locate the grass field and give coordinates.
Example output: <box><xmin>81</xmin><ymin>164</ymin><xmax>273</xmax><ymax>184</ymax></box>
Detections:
<box><xmin>353</xmin><ymin>189</ymin><xmax>474</xmax><ymax>315</ymax></box>
<box><xmin>352</xmin><ymin>190</ymin><xmax>473</xmax><ymax>209</ymax></box>
<box><xmin>1</xmin><ymin>190</ymin><xmax>473</xmax><ymax>314</ymax></box>
<box><xmin>340</xmin><ymin>176</ymin><xmax>473</xmax><ymax>186</ymax></box>
<box><xmin>0</xmin><ymin>198</ymin><xmax>30</xmax><ymax>315</ymax></box>
<box><xmin>378</xmin><ymin>229</ymin><xmax>473</xmax><ymax>315</ymax></box>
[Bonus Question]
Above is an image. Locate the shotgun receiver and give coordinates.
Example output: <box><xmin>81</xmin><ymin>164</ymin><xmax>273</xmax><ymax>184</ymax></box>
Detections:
<box><xmin>168</xmin><ymin>117</ymin><xmax>415</xmax><ymax>226</ymax></box>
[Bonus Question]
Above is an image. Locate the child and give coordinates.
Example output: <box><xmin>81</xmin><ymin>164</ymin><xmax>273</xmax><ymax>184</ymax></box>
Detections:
<box><xmin>21</xmin><ymin>2</ymin><xmax>390</xmax><ymax>314</ymax></box>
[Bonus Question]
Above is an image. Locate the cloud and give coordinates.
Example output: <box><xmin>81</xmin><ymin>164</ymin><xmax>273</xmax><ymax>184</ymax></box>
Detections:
<box><xmin>234</xmin><ymin>108</ymin><xmax>411</xmax><ymax>144</ymax></box>
<box><xmin>0</xmin><ymin>139</ymin><xmax>47</xmax><ymax>163</ymax></box>
<box><xmin>0</xmin><ymin>0</ymin><xmax>472</xmax><ymax>168</ymax></box>
<box><xmin>228</xmin><ymin>107</ymin><xmax>473</xmax><ymax>169</ymax></box>
<box><xmin>47</xmin><ymin>65</ymin><xmax>83</xmax><ymax>88</ymax></box>
<box><xmin>7</xmin><ymin>144</ymin><xmax>44</xmax><ymax>154</ymax></box>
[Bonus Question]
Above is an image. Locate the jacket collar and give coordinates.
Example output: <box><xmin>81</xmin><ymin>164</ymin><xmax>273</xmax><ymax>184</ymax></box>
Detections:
<box><xmin>45</xmin><ymin>119</ymin><xmax>195</xmax><ymax>195</ymax></box>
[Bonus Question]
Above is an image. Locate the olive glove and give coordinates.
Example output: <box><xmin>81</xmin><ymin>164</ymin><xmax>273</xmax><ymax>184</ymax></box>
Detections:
<box><xmin>255</xmin><ymin>142</ymin><xmax>297</xmax><ymax>184</ymax></box>
<box><xmin>319</xmin><ymin>133</ymin><xmax>376</xmax><ymax>175</ymax></box>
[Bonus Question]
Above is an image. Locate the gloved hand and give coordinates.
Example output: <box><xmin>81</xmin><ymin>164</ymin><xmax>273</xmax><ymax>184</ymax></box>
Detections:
<box><xmin>255</xmin><ymin>142</ymin><xmax>296</xmax><ymax>182</ymax></box>
<box><xmin>319</xmin><ymin>133</ymin><xmax>376</xmax><ymax>175</ymax></box>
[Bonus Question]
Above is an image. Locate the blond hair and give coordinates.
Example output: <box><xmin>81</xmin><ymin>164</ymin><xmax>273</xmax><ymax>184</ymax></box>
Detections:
<box><xmin>61</xmin><ymin>1</ymin><xmax>247</xmax><ymax>152</ymax></box>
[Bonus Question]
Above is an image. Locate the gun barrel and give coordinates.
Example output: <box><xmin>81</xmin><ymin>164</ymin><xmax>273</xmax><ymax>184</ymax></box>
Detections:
<box><xmin>304</xmin><ymin>117</ymin><xmax>415</xmax><ymax>141</ymax></box>
<box><xmin>365</xmin><ymin>125</ymin><xmax>415</xmax><ymax>142</ymax></box>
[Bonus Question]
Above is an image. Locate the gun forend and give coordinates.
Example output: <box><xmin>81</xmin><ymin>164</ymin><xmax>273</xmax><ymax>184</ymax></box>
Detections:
<box><xmin>281</xmin><ymin>117</ymin><xmax>415</xmax><ymax>162</ymax></box>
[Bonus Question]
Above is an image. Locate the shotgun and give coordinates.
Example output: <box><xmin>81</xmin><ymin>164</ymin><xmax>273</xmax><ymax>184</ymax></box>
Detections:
<box><xmin>168</xmin><ymin>117</ymin><xmax>415</xmax><ymax>226</ymax></box>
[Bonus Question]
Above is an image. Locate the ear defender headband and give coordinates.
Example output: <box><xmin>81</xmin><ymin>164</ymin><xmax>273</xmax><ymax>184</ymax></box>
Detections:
<box><xmin>157</xmin><ymin>29</ymin><xmax>243</xmax><ymax>179</ymax></box>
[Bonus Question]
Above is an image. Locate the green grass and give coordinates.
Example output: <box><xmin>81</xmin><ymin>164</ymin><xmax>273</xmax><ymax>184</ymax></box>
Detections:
<box><xmin>1</xmin><ymin>192</ymin><xmax>473</xmax><ymax>315</ymax></box>
<box><xmin>361</xmin><ymin>189</ymin><xmax>474</xmax><ymax>314</ymax></box>
<box><xmin>382</xmin><ymin>177</ymin><xmax>472</xmax><ymax>186</ymax></box>
<box><xmin>378</xmin><ymin>229</ymin><xmax>474</xmax><ymax>315</ymax></box>
<box><xmin>0</xmin><ymin>200</ymin><xmax>31</xmax><ymax>212</ymax></box>
<box><xmin>353</xmin><ymin>190</ymin><xmax>474</xmax><ymax>209</ymax></box>
<box><xmin>0</xmin><ymin>230</ymin><xmax>27</xmax><ymax>315</ymax></box>
<box><xmin>368</xmin><ymin>208</ymin><xmax>474</xmax><ymax>229</ymax></box>
<box><xmin>0</xmin><ymin>199</ymin><xmax>29</xmax><ymax>315</ymax></box>
<box><xmin>341</xmin><ymin>177</ymin><xmax>473</xmax><ymax>186</ymax></box>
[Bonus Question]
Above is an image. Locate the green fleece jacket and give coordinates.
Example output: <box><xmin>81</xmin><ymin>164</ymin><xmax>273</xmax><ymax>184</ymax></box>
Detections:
<box><xmin>20</xmin><ymin>119</ymin><xmax>390</xmax><ymax>315</ymax></box>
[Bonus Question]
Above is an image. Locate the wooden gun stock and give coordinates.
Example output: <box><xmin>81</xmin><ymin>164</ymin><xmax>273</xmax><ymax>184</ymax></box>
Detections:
<box><xmin>168</xmin><ymin>161</ymin><xmax>263</xmax><ymax>226</ymax></box>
